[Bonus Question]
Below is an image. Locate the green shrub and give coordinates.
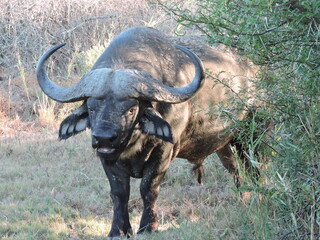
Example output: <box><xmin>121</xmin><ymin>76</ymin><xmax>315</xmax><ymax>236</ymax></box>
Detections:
<box><xmin>163</xmin><ymin>0</ymin><xmax>320</xmax><ymax>238</ymax></box>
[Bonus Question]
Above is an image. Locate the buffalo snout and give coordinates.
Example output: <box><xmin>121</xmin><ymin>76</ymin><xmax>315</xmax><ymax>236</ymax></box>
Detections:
<box><xmin>92</xmin><ymin>129</ymin><xmax>118</xmax><ymax>149</ymax></box>
<box><xmin>92</xmin><ymin>129</ymin><xmax>120</xmax><ymax>164</ymax></box>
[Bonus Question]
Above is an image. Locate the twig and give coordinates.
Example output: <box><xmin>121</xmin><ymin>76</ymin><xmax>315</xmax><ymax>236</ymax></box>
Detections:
<box><xmin>61</xmin><ymin>14</ymin><xmax>117</xmax><ymax>35</ymax></box>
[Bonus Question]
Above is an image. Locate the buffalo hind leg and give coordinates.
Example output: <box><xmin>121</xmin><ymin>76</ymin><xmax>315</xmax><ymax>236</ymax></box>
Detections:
<box><xmin>217</xmin><ymin>143</ymin><xmax>260</xmax><ymax>190</ymax></box>
<box><xmin>100</xmin><ymin>160</ymin><xmax>132</xmax><ymax>238</ymax></box>
<box><xmin>216</xmin><ymin>145</ymin><xmax>241</xmax><ymax>187</ymax></box>
<box><xmin>231</xmin><ymin>141</ymin><xmax>260</xmax><ymax>184</ymax></box>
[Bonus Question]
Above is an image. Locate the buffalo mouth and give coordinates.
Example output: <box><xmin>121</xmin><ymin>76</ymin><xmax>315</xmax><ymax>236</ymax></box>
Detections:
<box><xmin>96</xmin><ymin>147</ymin><xmax>119</xmax><ymax>164</ymax></box>
<box><xmin>97</xmin><ymin>147</ymin><xmax>115</xmax><ymax>155</ymax></box>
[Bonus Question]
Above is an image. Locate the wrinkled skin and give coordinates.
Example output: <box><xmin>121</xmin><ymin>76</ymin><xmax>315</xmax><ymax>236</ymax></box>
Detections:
<box><xmin>37</xmin><ymin>27</ymin><xmax>261</xmax><ymax>238</ymax></box>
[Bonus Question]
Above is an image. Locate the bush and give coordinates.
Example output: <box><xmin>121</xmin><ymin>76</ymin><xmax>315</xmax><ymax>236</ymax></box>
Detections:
<box><xmin>163</xmin><ymin>0</ymin><xmax>320</xmax><ymax>239</ymax></box>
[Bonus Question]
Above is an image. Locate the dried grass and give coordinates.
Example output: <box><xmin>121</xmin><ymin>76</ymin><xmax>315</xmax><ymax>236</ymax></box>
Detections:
<box><xmin>0</xmin><ymin>0</ymin><xmax>176</xmax><ymax>79</ymax></box>
<box><xmin>0</xmin><ymin>0</ymin><xmax>178</xmax><ymax>132</ymax></box>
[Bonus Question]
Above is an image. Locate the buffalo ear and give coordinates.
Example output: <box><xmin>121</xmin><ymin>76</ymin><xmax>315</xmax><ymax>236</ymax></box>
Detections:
<box><xmin>139</xmin><ymin>108</ymin><xmax>174</xmax><ymax>143</ymax></box>
<box><xmin>59</xmin><ymin>103</ymin><xmax>90</xmax><ymax>140</ymax></box>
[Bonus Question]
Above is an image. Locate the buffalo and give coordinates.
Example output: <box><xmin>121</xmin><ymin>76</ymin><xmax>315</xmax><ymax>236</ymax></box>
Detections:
<box><xmin>37</xmin><ymin>26</ymin><xmax>260</xmax><ymax>238</ymax></box>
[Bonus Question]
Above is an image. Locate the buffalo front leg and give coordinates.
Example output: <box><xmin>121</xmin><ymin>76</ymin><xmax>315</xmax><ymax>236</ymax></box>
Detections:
<box><xmin>101</xmin><ymin>160</ymin><xmax>132</xmax><ymax>238</ymax></box>
<box><xmin>138</xmin><ymin>171</ymin><xmax>165</xmax><ymax>234</ymax></box>
<box><xmin>138</xmin><ymin>148</ymin><xmax>172</xmax><ymax>234</ymax></box>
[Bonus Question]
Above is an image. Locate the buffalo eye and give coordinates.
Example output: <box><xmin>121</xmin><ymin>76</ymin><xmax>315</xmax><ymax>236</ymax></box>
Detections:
<box><xmin>128</xmin><ymin>105</ymin><xmax>138</xmax><ymax>116</ymax></box>
<box><xmin>128</xmin><ymin>107</ymin><xmax>135</xmax><ymax>115</ymax></box>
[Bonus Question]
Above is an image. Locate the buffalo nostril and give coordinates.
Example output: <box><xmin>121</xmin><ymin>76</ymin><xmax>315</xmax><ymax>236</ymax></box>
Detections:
<box><xmin>92</xmin><ymin>129</ymin><xmax>118</xmax><ymax>145</ymax></box>
<box><xmin>92</xmin><ymin>136</ymin><xmax>99</xmax><ymax>148</ymax></box>
<box><xmin>109</xmin><ymin>134</ymin><xmax>117</xmax><ymax>142</ymax></box>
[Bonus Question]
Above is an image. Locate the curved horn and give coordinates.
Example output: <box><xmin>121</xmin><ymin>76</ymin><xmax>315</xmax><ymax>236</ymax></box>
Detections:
<box><xmin>128</xmin><ymin>44</ymin><xmax>205</xmax><ymax>103</ymax></box>
<box><xmin>37</xmin><ymin>43</ymin><xmax>113</xmax><ymax>103</ymax></box>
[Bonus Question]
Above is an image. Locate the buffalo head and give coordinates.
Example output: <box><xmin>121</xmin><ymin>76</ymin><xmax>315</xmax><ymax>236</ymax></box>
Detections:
<box><xmin>36</xmin><ymin>43</ymin><xmax>204</xmax><ymax>165</ymax></box>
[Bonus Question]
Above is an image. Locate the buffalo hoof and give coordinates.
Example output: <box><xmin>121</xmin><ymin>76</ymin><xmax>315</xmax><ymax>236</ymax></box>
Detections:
<box><xmin>137</xmin><ymin>222</ymin><xmax>159</xmax><ymax>234</ymax></box>
<box><xmin>108</xmin><ymin>228</ymin><xmax>133</xmax><ymax>239</ymax></box>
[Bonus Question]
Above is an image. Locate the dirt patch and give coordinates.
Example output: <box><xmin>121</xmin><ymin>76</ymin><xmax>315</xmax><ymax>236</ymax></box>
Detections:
<box><xmin>0</xmin><ymin>117</ymin><xmax>44</xmax><ymax>136</ymax></box>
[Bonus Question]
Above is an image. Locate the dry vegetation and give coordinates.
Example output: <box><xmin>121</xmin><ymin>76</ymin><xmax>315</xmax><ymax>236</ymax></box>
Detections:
<box><xmin>0</xmin><ymin>0</ymin><xmax>181</xmax><ymax>133</ymax></box>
